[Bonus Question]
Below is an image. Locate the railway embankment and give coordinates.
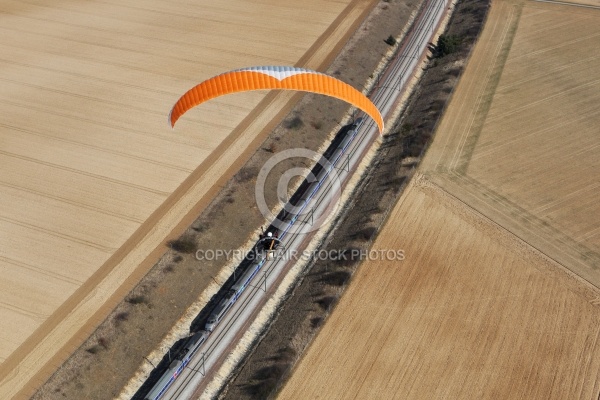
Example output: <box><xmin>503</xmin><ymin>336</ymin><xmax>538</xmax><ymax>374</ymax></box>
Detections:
<box><xmin>219</xmin><ymin>0</ymin><xmax>490</xmax><ymax>398</ymax></box>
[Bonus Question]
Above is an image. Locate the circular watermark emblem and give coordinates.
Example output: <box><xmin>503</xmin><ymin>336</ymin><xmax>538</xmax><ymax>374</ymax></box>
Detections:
<box><xmin>255</xmin><ymin>148</ymin><xmax>344</xmax><ymax>235</ymax></box>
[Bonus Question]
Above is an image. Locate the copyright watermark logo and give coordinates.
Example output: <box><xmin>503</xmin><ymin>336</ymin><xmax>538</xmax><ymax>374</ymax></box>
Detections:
<box><xmin>254</xmin><ymin>148</ymin><xmax>343</xmax><ymax>235</ymax></box>
<box><xmin>195</xmin><ymin>248</ymin><xmax>406</xmax><ymax>262</ymax></box>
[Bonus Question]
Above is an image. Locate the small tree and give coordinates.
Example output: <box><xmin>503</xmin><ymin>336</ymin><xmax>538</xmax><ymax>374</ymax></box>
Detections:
<box><xmin>437</xmin><ymin>34</ymin><xmax>461</xmax><ymax>57</ymax></box>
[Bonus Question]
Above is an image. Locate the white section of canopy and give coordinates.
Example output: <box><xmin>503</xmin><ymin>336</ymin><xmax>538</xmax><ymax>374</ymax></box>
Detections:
<box><xmin>235</xmin><ymin>66</ymin><xmax>323</xmax><ymax>81</ymax></box>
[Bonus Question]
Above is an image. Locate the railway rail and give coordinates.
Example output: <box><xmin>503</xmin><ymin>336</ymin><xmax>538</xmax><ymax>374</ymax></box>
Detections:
<box><xmin>138</xmin><ymin>0</ymin><xmax>451</xmax><ymax>398</ymax></box>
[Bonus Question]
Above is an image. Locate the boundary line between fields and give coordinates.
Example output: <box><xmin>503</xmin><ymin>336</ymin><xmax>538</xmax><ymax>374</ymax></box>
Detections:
<box><xmin>533</xmin><ymin>0</ymin><xmax>600</xmax><ymax>10</ymax></box>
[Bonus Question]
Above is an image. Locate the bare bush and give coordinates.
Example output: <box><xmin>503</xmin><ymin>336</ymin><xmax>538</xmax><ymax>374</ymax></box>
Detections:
<box><xmin>283</xmin><ymin>116</ymin><xmax>304</xmax><ymax>130</ymax></box>
<box><xmin>316</xmin><ymin>296</ymin><xmax>338</xmax><ymax>310</ymax></box>
<box><xmin>335</xmin><ymin>248</ymin><xmax>362</xmax><ymax>267</ymax></box>
<box><xmin>126</xmin><ymin>295</ymin><xmax>148</xmax><ymax>305</ymax></box>
<box><xmin>192</xmin><ymin>224</ymin><xmax>206</xmax><ymax>233</ymax></box>
<box><xmin>235</xmin><ymin>166</ymin><xmax>258</xmax><ymax>182</ymax></box>
<box><xmin>167</xmin><ymin>235</ymin><xmax>197</xmax><ymax>254</ymax></box>
<box><xmin>384</xmin><ymin>35</ymin><xmax>397</xmax><ymax>46</ymax></box>
<box><xmin>310</xmin><ymin>120</ymin><xmax>323</xmax><ymax>130</ymax></box>
<box><xmin>276</xmin><ymin>346</ymin><xmax>297</xmax><ymax>363</ymax></box>
<box><xmin>98</xmin><ymin>337</ymin><xmax>109</xmax><ymax>349</ymax></box>
<box><xmin>86</xmin><ymin>345</ymin><xmax>101</xmax><ymax>355</ymax></box>
<box><xmin>310</xmin><ymin>317</ymin><xmax>324</xmax><ymax>329</ymax></box>
<box><xmin>353</xmin><ymin>226</ymin><xmax>377</xmax><ymax>242</ymax></box>
<box><xmin>114</xmin><ymin>312</ymin><xmax>129</xmax><ymax>323</ymax></box>
<box><xmin>320</xmin><ymin>271</ymin><xmax>351</xmax><ymax>287</ymax></box>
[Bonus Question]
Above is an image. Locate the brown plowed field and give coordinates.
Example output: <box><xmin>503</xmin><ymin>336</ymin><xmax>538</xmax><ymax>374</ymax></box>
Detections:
<box><xmin>0</xmin><ymin>0</ymin><xmax>375</xmax><ymax>397</ymax></box>
<box><xmin>279</xmin><ymin>0</ymin><xmax>600</xmax><ymax>398</ymax></box>
<box><xmin>279</xmin><ymin>176</ymin><xmax>600</xmax><ymax>399</ymax></box>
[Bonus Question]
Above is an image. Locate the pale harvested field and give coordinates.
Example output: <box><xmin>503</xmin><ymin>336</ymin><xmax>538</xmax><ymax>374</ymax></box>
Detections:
<box><xmin>424</xmin><ymin>0</ymin><xmax>600</xmax><ymax>284</ymax></box>
<box><xmin>280</xmin><ymin>0</ymin><xmax>600</xmax><ymax>398</ymax></box>
<box><xmin>0</xmin><ymin>0</ymin><xmax>374</xmax><ymax>397</ymax></box>
<box><xmin>551</xmin><ymin>0</ymin><xmax>600</xmax><ymax>7</ymax></box>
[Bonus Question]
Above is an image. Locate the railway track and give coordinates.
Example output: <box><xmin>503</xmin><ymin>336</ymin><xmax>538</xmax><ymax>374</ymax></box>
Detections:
<box><xmin>141</xmin><ymin>0</ymin><xmax>452</xmax><ymax>398</ymax></box>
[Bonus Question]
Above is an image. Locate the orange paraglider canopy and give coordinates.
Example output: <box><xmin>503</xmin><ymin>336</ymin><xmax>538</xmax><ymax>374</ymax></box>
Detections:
<box><xmin>169</xmin><ymin>66</ymin><xmax>384</xmax><ymax>133</ymax></box>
